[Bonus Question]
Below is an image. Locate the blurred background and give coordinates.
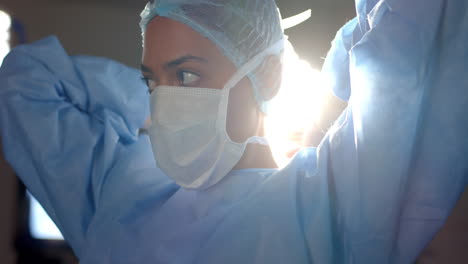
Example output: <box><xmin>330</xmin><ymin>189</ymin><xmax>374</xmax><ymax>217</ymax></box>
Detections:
<box><xmin>0</xmin><ymin>0</ymin><xmax>356</xmax><ymax>69</ymax></box>
<box><xmin>0</xmin><ymin>0</ymin><xmax>466</xmax><ymax>263</ymax></box>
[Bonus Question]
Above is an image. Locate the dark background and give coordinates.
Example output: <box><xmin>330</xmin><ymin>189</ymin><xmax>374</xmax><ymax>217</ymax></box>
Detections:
<box><xmin>0</xmin><ymin>0</ymin><xmax>466</xmax><ymax>263</ymax></box>
<box><xmin>0</xmin><ymin>0</ymin><xmax>356</xmax><ymax>69</ymax></box>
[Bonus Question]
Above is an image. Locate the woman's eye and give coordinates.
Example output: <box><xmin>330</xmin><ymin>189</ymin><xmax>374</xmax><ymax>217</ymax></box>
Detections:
<box><xmin>141</xmin><ymin>76</ymin><xmax>158</xmax><ymax>93</ymax></box>
<box><xmin>178</xmin><ymin>71</ymin><xmax>200</xmax><ymax>86</ymax></box>
<box><xmin>148</xmin><ymin>79</ymin><xmax>157</xmax><ymax>93</ymax></box>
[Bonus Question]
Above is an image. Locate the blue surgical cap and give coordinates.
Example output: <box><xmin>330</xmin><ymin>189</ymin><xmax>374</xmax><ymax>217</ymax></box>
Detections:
<box><xmin>139</xmin><ymin>0</ymin><xmax>285</xmax><ymax>113</ymax></box>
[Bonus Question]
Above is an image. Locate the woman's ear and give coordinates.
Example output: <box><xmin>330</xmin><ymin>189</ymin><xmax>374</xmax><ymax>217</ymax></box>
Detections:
<box><xmin>259</xmin><ymin>55</ymin><xmax>283</xmax><ymax>101</ymax></box>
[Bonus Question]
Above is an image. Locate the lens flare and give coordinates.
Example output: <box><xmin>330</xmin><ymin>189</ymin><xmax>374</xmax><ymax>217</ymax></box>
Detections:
<box><xmin>265</xmin><ymin>40</ymin><xmax>325</xmax><ymax>167</ymax></box>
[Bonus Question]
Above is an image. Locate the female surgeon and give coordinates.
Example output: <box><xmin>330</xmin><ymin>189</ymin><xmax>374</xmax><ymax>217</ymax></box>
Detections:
<box><xmin>0</xmin><ymin>0</ymin><xmax>467</xmax><ymax>263</ymax></box>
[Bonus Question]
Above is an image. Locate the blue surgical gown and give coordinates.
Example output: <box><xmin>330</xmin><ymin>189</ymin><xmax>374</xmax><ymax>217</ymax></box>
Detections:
<box><xmin>1</xmin><ymin>0</ymin><xmax>467</xmax><ymax>263</ymax></box>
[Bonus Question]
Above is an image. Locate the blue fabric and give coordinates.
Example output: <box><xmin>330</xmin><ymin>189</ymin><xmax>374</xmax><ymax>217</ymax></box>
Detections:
<box><xmin>1</xmin><ymin>0</ymin><xmax>468</xmax><ymax>263</ymax></box>
<box><xmin>0</xmin><ymin>37</ymin><xmax>179</xmax><ymax>257</ymax></box>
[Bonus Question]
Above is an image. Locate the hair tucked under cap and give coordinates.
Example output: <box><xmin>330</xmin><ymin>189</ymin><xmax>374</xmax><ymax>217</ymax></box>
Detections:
<box><xmin>140</xmin><ymin>0</ymin><xmax>285</xmax><ymax>113</ymax></box>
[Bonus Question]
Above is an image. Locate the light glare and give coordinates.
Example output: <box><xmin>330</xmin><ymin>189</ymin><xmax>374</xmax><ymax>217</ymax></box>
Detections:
<box><xmin>265</xmin><ymin>40</ymin><xmax>325</xmax><ymax>167</ymax></box>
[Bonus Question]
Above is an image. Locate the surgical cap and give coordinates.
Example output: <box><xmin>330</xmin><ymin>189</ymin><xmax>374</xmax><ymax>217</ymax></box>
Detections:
<box><xmin>139</xmin><ymin>0</ymin><xmax>285</xmax><ymax>113</ymax></box>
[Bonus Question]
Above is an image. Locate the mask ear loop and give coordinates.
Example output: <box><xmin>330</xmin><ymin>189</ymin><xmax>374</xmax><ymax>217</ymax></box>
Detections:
<box><xmin>216</xmin><ymin>38</ymin><xmax>286</xmax><ymax>144</ymax></box>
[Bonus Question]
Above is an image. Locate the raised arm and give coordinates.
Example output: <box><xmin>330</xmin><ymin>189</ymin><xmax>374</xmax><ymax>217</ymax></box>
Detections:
<box><xmin>296</xmin><ymin>0</ymin><xmax>468</xmax><ymax>262</ymax></box>
<box><xmin>0</xmin><ymin>36</ymin><xmax>176</xmax><ymax>257</ymax></box>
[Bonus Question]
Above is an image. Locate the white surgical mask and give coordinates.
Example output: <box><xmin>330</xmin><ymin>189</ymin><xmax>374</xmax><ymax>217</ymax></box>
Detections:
<box><xmin>147</xmin><ymin>39</ymin><xmax>284</xmax><ymax>189</ymax></box>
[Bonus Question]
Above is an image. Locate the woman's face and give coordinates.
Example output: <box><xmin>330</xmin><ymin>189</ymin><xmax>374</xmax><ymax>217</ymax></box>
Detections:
<box><xmin>141</xmin><ymin>16</ymin><xmax>262</xmax><ymax>143</ymax></box>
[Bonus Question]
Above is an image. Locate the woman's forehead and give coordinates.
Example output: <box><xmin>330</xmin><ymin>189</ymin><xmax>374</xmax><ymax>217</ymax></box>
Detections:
<box><xmin>143</xmin><ymin>17</ymin><xmax>224</xmax><ymax>66</ymax></box>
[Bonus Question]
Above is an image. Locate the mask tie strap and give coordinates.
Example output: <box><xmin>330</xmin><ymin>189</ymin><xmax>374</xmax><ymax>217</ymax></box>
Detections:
<box><xmin>222</xmin><ymin>38</ymin><xmax>286</xmax><ymax>92</ymax></box>
<box><xmin>217</xmin><ymin>38</ymin><xmax>286</xmax><ymax>140</ymax></box>
<box><xmin>246</xmin><ymin>136</ymin><xmax>270</xmax><ymax>146</ymax></box>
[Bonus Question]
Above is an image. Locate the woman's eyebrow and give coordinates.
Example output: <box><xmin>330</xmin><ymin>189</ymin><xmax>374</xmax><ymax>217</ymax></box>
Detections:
<box><xmin>165</xmin><ymin>55</ymin><xmax>207</xmax><ymax>69</ymax></box>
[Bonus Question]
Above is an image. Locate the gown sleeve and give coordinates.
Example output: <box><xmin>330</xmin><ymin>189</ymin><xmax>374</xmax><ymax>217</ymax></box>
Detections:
<box><xmin>0</xmin><ymin>36</ymin><xmax>177</xmax><ymax>257</ymax></box>
<box><xmin>297</xmin><ymin>0</ymin><xmax>468</xmax><ymax>262</ymax></box>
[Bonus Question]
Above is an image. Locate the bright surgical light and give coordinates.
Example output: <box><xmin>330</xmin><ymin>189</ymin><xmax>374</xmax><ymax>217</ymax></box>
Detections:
<box><xmin>265</xmin><ymin>40</ymin><xmax>325</xmax><ymax>167</ymax></box>
<box><xmin>0</xmin><ymin>10</ymin><xmax>11</xmax><ymax>66</ymax></box>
